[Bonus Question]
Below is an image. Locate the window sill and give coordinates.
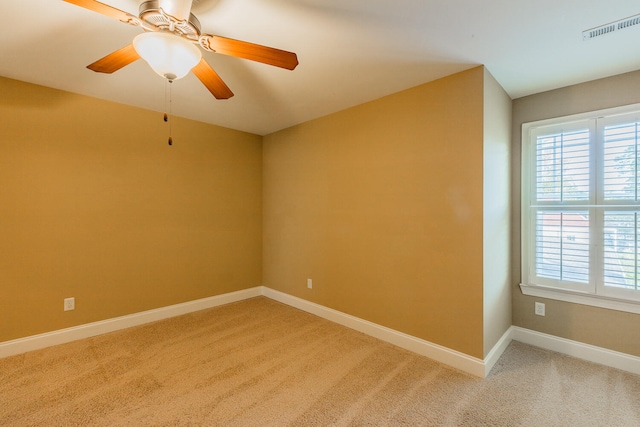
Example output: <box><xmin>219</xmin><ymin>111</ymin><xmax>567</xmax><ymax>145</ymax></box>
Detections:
<box><xmin>519</xmin><ymin>283</ymin><xmax>640</xmax><ymax>315</ymax></box>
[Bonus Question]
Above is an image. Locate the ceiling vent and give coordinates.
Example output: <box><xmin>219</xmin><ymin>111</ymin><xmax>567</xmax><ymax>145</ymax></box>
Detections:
<box><xmin>583</xmin><ymin>13</ymin><xmax>640</xmax><ymax>40</ymax></box>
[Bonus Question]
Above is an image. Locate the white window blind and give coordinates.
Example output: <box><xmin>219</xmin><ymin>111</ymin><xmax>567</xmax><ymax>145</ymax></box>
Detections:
<box><xmin>535</xmin><ymin>129</ymin><xmax>590</xmax><ymax>202</ymax></box>
<box><xmin>534</xmin><ymin>210</ymin><xmax>590</xmax><ymax>283</ymax></box>
<box><xmin>603</xmin><ymin>211</ymin><xmax>640</xmax><ymax>291</ymax></box>
<box><xmin>522</xmin><ymin>106</ymin><xmax>640</xmax><ymax>307</ymax></box>
<box><xmin>603</xmin><ymin>122</ymin><xmax>640</xmax><ymax>201</ymax></box>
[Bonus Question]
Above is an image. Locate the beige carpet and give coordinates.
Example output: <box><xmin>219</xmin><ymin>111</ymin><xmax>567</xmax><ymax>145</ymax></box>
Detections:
<box><xmin>1</xmin><ymin>297</ymin><xmax>639</xmax><ymax>426</ymax></box>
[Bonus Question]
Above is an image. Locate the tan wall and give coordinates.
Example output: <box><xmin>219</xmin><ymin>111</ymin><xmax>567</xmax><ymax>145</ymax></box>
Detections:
<box><xmin>264</xmin><ymin>67</ymin><xmax>486</xmax><ymax>358</ymax></box>
<box><xmin>0</xmin><ymin>77</ymin><xmax>263</xmax><ymax>342</ymax></box>
<box><xmin>512</xmin><ymin>70</ymin><xmax>640</xmax><ymax>356</ymax></box>
<box><xmin>482</xmin><ymin>69</ymin><xmax>512</xmax><ymax>357</ymax></box>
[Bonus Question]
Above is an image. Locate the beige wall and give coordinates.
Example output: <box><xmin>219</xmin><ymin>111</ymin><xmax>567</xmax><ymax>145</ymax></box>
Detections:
<box><xmin>482</xmin><ymin>69</ymin><xmax>512</xmax><ymax>357</ymax></box>
<box><xmin>0</xmin><ymin>77</ymin><xmax>263</xmax><ymax>342</ymax></box>
<box><xmin>2</xmin><ymin>66</ymin><xmax>515</xmax><ymax>361</ymax></box>
<box><xmin>4</xmin><ymin>60</ymin><xmax>637</xmax><ymax>362</ymax></box>
<box><xmin>512</xmin><ymin>70</ymin><xmax>640</xmax><ymax>357</ymax></box>
<box><xmin>263</xmin><ymin>67</ymin><xmax>486</xmax><ymax>358</ymax></box>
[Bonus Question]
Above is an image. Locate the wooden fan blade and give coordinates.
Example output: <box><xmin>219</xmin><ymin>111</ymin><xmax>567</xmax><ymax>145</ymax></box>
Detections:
<box><xmin>192</xmin><ymin>59</ymin><xmax>234</xmax><ymax>100</ymax></box>
<box><xmin>63</xmin><ymin>0</ymin><xmax>135</xmax><ymax>23</ymax></box>
<box><xmin>204</xmin><ymin>35</ymin><xmax>299</xmax><ymax>70</ymax></box>
<box><xmin>87</xmin><ymin>45</ymin><xmax>140</xmax><ymax>74</ymax></box>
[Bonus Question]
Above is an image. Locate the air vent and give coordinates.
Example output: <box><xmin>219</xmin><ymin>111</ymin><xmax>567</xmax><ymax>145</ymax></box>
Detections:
<box><xmin>583</xmin><ymin>13</ymin><xmax>640</xmax><ymax>40</ymax></box>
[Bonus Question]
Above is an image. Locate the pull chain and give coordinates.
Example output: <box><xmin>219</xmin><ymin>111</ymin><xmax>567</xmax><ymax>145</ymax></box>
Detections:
<box><xmin>164</xmin><ymin>78</ymin><xmax>173</xmax><ymax>146</ymax></box>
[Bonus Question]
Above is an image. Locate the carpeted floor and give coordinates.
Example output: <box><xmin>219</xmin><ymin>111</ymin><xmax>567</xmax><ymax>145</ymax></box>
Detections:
<box><xmin>1</xmin><ymin>297</ymin><xmax>639</xmax><ymax>426</ymax></box>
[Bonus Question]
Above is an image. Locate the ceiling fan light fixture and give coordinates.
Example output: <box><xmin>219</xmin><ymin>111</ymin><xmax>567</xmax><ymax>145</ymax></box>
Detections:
<box><xmin>133</xmin><ymin>31</ymin><xmax>201</xmax><ymax>81</ymax></box>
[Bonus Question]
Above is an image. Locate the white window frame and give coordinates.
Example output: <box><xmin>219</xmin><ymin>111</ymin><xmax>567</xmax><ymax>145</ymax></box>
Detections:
<box><xmin>521</xmin><ymin>103</ymin><xmax>640</xmax><ymax>315</ymax></box>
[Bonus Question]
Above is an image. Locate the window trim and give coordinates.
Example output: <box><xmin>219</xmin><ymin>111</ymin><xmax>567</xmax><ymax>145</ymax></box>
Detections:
<box><xmin>519</xmin><ymin>282</ymin><xmax>640</xmax><ymax>315</ymax></box>
<box><xmin>521</xmin><ymin>102</ymin><xmax>640</xmax><ymax>314</ymax></box>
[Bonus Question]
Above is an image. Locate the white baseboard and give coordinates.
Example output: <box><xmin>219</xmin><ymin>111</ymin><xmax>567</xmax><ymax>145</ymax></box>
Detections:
<box><xmin>483</xmin><ymin>327</ymin><xmax>514</xmax><ymax>376</ymax></box>
<box><xmin>270</xmin><ymin>291</ymin><xmax>640</xmax><ymax>377</ymax></box>
<box><xmin>0</xmin><ymin>287</ymin><xmax>262</xmax><ymax>360</ymax></box>
<box><xmin>511</xmin><ymin>326</ymin><xmax>640</xmax><ymax>376</ymax></box>
<box><xmin>21</xmin><ymin>286</ymin><xmax>629</xmax><ymax>379</ymax></box>
<box><xmin>262</xmin><ymin>287</ymin><xmax>493</xmax><ymax>377</ymax></box>
<box><xmin>0</xmin><ymin>285</ymin><xmax>510</xmax><ymax>378</ymax></box>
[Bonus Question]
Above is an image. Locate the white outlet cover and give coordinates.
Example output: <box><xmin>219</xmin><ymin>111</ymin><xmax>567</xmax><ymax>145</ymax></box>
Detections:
<box><xmin>64</xmin><ymin>297</ymin><xmax>75</xmax><ymax>311</ymax></box>
<box><xmin>535</xmin><ymin>302</ymin><xmax>545</xmax><ymax>316</ymax></box>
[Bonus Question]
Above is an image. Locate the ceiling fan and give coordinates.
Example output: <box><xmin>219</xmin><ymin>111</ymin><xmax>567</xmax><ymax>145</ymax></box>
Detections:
<box><xmin>63</xmin><ymin>0</ymin><xmax>299</xmax><ymax>100</ymax></box>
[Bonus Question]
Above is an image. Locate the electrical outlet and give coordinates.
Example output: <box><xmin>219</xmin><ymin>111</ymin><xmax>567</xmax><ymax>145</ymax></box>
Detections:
<box><xmin>535</xmin><ymin>302</ymin><xmax>545</xmax><ymax>316</ymax></box>
<box><xmin>307</xmin><ymin>278</ymin><xmax>312</xmax><ymax>289</ymax></box>
<box><xmin>64</xmin><ymin>297</ymin><xmax>75</xmax><ymax>311</ymax></box>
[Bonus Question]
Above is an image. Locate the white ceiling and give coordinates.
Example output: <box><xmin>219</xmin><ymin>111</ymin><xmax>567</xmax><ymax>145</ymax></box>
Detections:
<box><xmin>2</xmin><ymin>0</ymin><xmax>640</xmax><ymax>135</ymax></box>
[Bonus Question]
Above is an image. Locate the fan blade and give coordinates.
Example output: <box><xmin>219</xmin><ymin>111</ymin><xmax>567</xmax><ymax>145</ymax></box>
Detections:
<box><xmin>192</xmin><ymin>59</ymin><xmax>234</xmax><ymax>100</ymax></box>
<box><xmin>63</xmin><ymin>0</ymin><xmax>136</xmax><ymax>23</ymax></box>
<box><xmin>87</xmin><ymin>45</ymin><xmax>140</xmax><ymax>74</ymax></box>
<box><xmin>204</xmin><ymin>35</ymin><xmax>299</xmax><ymax>70</ymax></box>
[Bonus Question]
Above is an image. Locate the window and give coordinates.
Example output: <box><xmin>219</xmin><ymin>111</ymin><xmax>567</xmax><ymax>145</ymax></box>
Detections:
<box><xmin>521</xmin><ymin>105</ymin><xmax>640</xmax><ymax>313</ymax></box>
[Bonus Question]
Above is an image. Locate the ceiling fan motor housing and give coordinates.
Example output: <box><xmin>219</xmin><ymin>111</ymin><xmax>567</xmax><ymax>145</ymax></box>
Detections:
<box><xmin>139</xmin><ymin>0</ymin><xmax>202</xmax><ymax>40</ymax></box>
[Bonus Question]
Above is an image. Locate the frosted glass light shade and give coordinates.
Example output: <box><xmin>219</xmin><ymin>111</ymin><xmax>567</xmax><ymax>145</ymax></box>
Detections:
<box><xmin>133</xmin><ymin>32</ymin><xmax>202</xmax><ymax>81</ymax></box>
